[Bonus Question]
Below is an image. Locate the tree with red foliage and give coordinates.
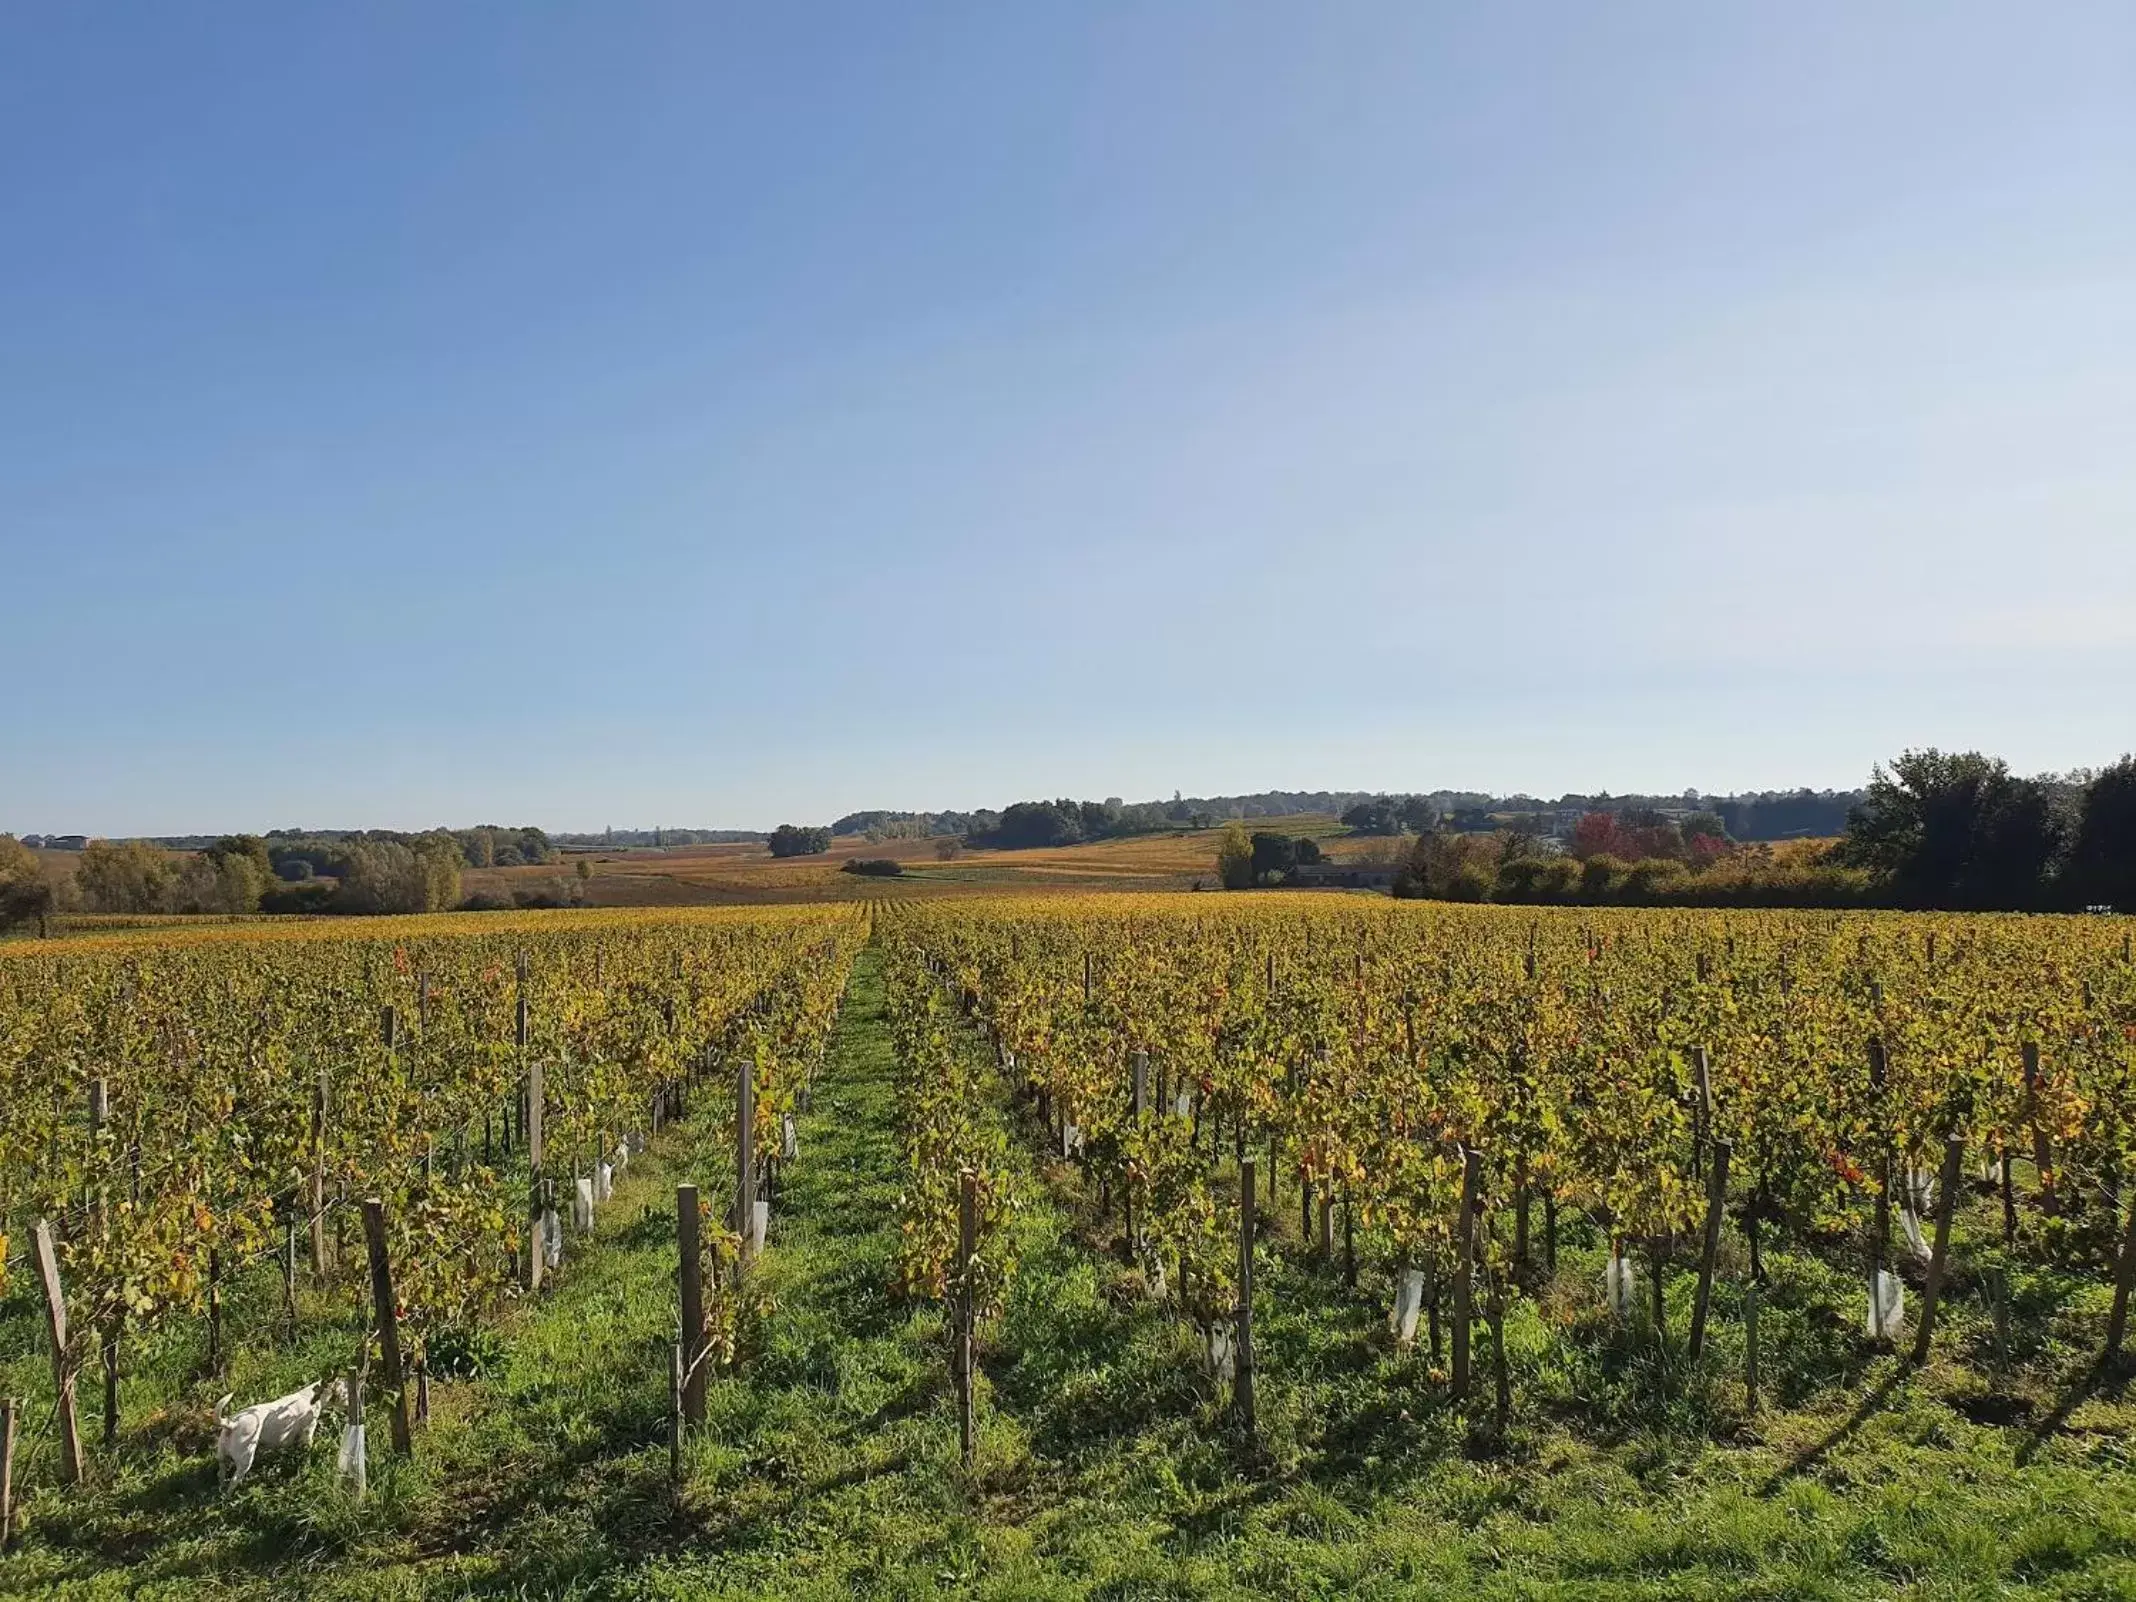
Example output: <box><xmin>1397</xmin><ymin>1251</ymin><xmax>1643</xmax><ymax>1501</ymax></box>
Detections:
<box><xmin>1569</xmin><ymin>812</ymin><xmax>1626</xmax><ymax>860</ymax></box>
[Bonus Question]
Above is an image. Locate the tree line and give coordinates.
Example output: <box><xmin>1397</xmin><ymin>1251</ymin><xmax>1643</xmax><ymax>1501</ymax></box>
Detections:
<box><xmin>1373</xmin><ymin>751</ymin><xmax>2136</xmax><ymax>912</ymax></box>
<box><xmin>0</xmin><ymin>824</ymin><xmax>562</xmax><ymax>929</ymax></box>
<box><xmin>1834</xmin><ymin>749</ymin><xmax>2134</xmax><ymax>912</ymax></box>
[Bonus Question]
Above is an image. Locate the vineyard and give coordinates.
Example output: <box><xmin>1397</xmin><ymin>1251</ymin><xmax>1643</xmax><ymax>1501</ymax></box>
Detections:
<box><xmin>885</xmin><ymin>897</ymin><xmax>2136</xmax><ymax>1420</ymax></box>
<box><xmin>3</xmin><ymin>894</ymin><xmax>2135</xmax><ymax>1597</ymax></box>
<box><xmin>0</xmin><ymin>908</ymin><xmax>861</xmax><ymax>1555</ymax></box>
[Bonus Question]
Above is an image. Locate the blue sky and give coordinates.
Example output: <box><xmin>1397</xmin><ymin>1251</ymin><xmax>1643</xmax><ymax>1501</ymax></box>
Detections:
<box><xmin>4</xmin><ymin>4</ymin><xmax>2131</xmax><ymax>834</ymax></box>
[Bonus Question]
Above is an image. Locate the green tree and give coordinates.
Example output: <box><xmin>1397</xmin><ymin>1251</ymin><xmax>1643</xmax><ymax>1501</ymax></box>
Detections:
<box><xmin>171</xmin><ymin>851</ymin><xmax>266</xmax><ymax>913</ymax></box>
<box><xmin>1839</xmin><ymin>749</ymin><xmax>2068</xmax><ymax>909</ymax></box>
<box><xmin>204</xmin><ymin>835</ymin><xmax>273</xmax><ymax>878</ymax></box>
<box><xmin>768</xmin><ymin>824</ymin><xmax>833</xmax><ymax>857</ymax></box>
<box><xmin>1249</xmin><ymin>832</ymin><xmax>1299</xmax><ymax>882</ymax></box>
<box><xmin>333</xmin><ymin>839</ymin><xmax>459</xmax><ymax>914</ymax></box>
<box><xmin>2065</xmin><ymin>756</ymin><xmax>2136</xmax><ymax>911</ymax></box>
<box><xmin>76</xmin><ymin>839</ymin><xmax>178</xmax><ymax>913</ymax></box>
<box><xmin>1215</xmin><ymin>822</ymin><xmax>1255</xmax><ymax>890</ymax></box>
<box><xmin>0</xmin><ymin>834</ymin><xmax>54</xmax><ymax>933</ymax></box>
<box><xmin>1341</xmin><ymin>800</ymin><xmax>1403</xmax><ymax>835</ymax></box>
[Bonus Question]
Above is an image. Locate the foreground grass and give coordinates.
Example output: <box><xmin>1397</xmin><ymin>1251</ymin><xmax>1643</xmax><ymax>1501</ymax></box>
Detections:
<box><xmin>6</xmin><ymin>946</ymin><xmax>2136</xmax><ymax>1597</ymax></box>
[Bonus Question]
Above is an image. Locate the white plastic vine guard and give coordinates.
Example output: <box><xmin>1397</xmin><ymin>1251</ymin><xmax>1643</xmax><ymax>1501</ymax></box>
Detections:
<box><xmin>1206</xmin><ymin>1321</ymin><xmax>1236</xmax><ymax>1384</ymax></box>
<box><xmin>573</xmin><ymin>1177</ymin><xmax>596</xmax><ymax>1231</ymax></box>
<box><xmin>1173</xmin><ymin>1090</ymin><xmax>1194</xmax><ymax>1120</ymax></box>
<box><xmin>542</xmin><ymin>1208</ymin><xmax>564</xmax><ymax>1270</ymax></box>
<box><xmin>750</xmin><ymin>1198</ymin><xmax>769</xmax><ymax>1254</ymax></box>
<box><xmin>337</xmin><ymin>1422</ymin><xmax>365</xmax><ymax>1486</ymax></box>
<box><xmin>1390</xmin><ymin>1267</ymin><xmax>1427</xmax><ymax>1345</ymax></box>
<box><xmin>781</xmin><ymin>1112</ymin><xmax>799</xmax><ymax>1162</ymax></box>
<box><xmin>1606</xmin><ymin>1252</ymin><xmax>1637</xmax><ymax>1322</ymax></box>
<box><xmin>1061</xmin><ymin>1122</ymin><xmax>1083</xmax><ymax>1157</ymax></box>
<box><xmin>1899</xmin><ymin>1209</ymin><xmax>1930</xmax><ymax>1266</ymax></box>
<box><xmin>596</xmin><ymin>1162</ymin><xmax>613</xmax><ymax>1202</ymax></box>
<box><xmin>1899</xmin><ymin>1167</ymin><xmax>1936</xmax><ymax>1266</ymax></box>
<box><xmin>1868</xmin><ymin>1269</ymin><xmax>1905</xmax><ymax>1339</ymax></box>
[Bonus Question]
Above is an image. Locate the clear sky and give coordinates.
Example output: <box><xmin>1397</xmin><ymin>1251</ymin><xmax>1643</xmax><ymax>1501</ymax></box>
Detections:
<box><xmin>4</xmin><ymin>4</ymin><xmax>2131</xmax><ymax>835</ymax></box>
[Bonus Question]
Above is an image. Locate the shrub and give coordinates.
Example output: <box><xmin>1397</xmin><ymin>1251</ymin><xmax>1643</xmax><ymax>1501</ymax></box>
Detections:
<box><xmin>258</xmin><ymin>880</ymin><xmax>337</xmax><ymax>915</ymax></box>
<box><xmin>1440</xmin><ymin>860</ymin><xmax>1493</xmax><ymax>901</ymax></box>
<box><xmin>0</xmin><ymin>835</ymin><xmax>54</xmax><ymax>932</ymax></box>
<box><xmin>841</xmin><ymin>858</ymin><xmax>903</xmax><ymax>877</ymax></box>
<box><xmin>1249</xmin><ymin>833</ymin><xmax>1298</xmax><ymax>880</ymax></box>
<box><xmin>76</xmin><ymin>840</ymin><xmax>177</xmax><ymax>913</ymax></box>
<box><xmin>1580</xmin><ymin>854</ymin><xmax>1628</xmax><ymax>899</ymax></box>
<box><xmin>769</xmin><ymin>825</ymin><xmax>832</xmax><ymax>858</ymax></box>
<box><xmin>1622</xmin><ymin>858</ymin><xmax>1691</xmax><ymax>903</ymax></box>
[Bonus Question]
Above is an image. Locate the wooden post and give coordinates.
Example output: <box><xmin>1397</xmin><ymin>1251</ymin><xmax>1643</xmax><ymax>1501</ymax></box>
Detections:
<box><xmin>1452</xmin><ymin>1149</ymin><xmax>1481</xmax><ymax>1400</ymax></box>
<box><xmin>957</xmin><ymin>1170</ymin><xmax>978</xmax><ymax>1468</ymax></box>
<box><xmin>1514</xmin><ymin>1177</ymin><xmax>1531</xmax><ymax>1276</ymax></box>
<box><xmin>2023</xmin><ymin>1042</ymin><xmax>2057</xmax><ymax>1216</ymax></box>
<box><xmin>100</xmin><ymin>1317</ymin><xmax>121</xmax><ymax>1452</ymax></box>
<box><xmin>1912</xmin><ymin>1134</ymin><xmax>1967</xmax><ymax>1363</ymax></box>
<box><xmin>310</xmin><ymin>1070</ymin><xmax>329</xmax><ymax>1274</ymax></box>
<box><xmin>1</xmin><ymin>1396</ymin><xmax>16</xmax><ymax>1550</ymax></box>
<box><xmin>2000</xmin><ymin>1149</ymin><xmax>2019</xmax><ymax>1245</ymax></box>
<box><xmin>2105</xmin><ymin>1182</ymin><xmax>2136</xmax><ymax>1362</ymax></box>
<box><xmin>1744</xmin><ymin>1283</ymin><xmax>1760</xmax><ymax>1412</ymax></box>
<box><xmin>206</xmin><ymin>1248</ymin><xmax>223</xmax><ymax>1374</ymax></box>
<box><xmin>677</xmin><ymin>1185</ymin><xmax>706</xmax><ymax>1425</ymax></box>
<box><xmin>1489</xmin><ymin>1278</ymin><xmax>1510</xmax><ymax>1436</ymax></box>
<box><xmin>1692</xmin><ymin>1045</ymin><xmax>1714</xmax><ymax>1180</ymax></box>
<box><xmin>344</xmin><ymin>1355</ymin><xmax>367</xmax><ymax>1500</ymax></box>
<box><xmin>1868</xmin><ymin>1039</ymin><xmax>1891</xmax><ymax>1340</ymax></box>
<box><xmin>669</xmin><ymin>1342</ymin><xmax>685</xmax><ymax>1487</ymax></box>
<box><xmin>526</xmin><ymin>1057</ymin><xmax>546</xmax><ymax>1292</ymax></box>
<box><xmin>1689</xmin><ymin>1140</ymin><xmax>1731</xmax><ymax>1360</ymax></box>
<box><xmin>526</xmin><ymin>1058</ymin><xmax>545</xmax><ymax>1174</ymax></box>
<box><xmin>31</xmin><ymin>1222</ymin><xmax>84</xmax><ymax>1484</ymax></box>
<box><xmin>735</xmin><ymin>1057</ymin><xmax>758</xmax><ymax>1261</ymax></box>
<box><xmin>1237</xmin><ymin>1160</ymin><xmax>1257</xmax><ymax>1438</ymax></box>
<box><xmin>87</xmin><ymin>1076</ymin><xmax>107</xmax><ymax>1170</ymax></box>
<box><xmin>1128</xmin><ymin>1052</ymin><xmax>1148</xmax><ymax>1263</ymax></box>
<box><xmin>282</xmin><ymin>1216</ymin><xmax>299</xmax><ymax>1337</ymax></box>
<box><xmin>360</xmin><ymin>1200</ymin><xmax>413</xmax><ymax>1455</ymax></box>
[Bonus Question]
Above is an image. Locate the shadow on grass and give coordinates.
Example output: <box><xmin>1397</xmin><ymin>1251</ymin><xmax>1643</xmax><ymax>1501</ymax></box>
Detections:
<box><xmin>2013</xmin><ymin>1356</ymin><xmax>2127</xmax><ymax>1466</ymax></box>
<box><xmin>1760</xmin><ymin>1365</ymin><xmax>1909</xmax><ymax>1492</ymax></box>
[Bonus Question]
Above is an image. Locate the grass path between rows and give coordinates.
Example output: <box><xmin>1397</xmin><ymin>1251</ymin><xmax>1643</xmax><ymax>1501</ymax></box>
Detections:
<box><xmin>10</xmin><ymin>943</ymin><xmax>2136</xmax><ymax>1600</ymax></box>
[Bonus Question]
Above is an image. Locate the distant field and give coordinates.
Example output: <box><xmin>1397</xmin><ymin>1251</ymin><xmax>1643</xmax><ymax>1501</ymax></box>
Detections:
<box><xmin>461</xmin><ymin>814</ymin><xmax>1395</xmax><ymax>907</ymax></box>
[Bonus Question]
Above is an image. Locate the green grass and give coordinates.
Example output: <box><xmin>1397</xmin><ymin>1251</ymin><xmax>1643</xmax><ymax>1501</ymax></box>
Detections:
<box><xmin>7</xmin><ymin>947</ymin><xmax>2136</xmax><ymax>1598</ymax></box>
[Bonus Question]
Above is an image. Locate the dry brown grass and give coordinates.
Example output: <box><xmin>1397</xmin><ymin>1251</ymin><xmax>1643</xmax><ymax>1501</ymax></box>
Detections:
<box><xmin>461</xmin><ymin>815</ymin><xmax>1370</xmax><ymax>907</ymax></box>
